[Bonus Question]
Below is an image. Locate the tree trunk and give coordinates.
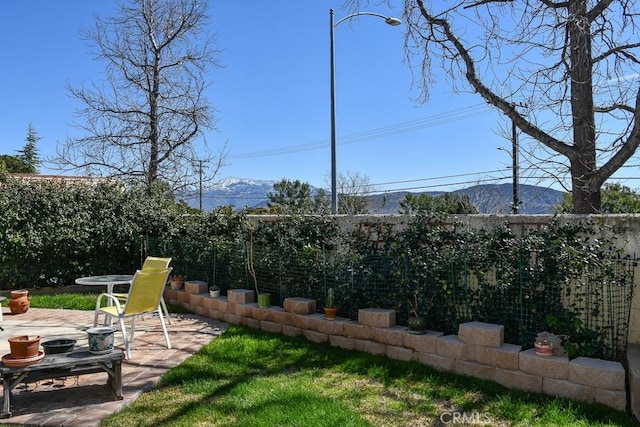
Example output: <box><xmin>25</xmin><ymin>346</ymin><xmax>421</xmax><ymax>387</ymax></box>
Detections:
<box><xmin>568</xmin><ymin>1</ymin><xmax>599</xmax><ymax>213</ymax></box>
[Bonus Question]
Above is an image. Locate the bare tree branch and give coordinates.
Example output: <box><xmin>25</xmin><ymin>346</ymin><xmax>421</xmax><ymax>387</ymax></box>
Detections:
<box><xmin>52</xmin><ymin>0</ymin><xmax>223</xmax><ymax>194</ymax></box>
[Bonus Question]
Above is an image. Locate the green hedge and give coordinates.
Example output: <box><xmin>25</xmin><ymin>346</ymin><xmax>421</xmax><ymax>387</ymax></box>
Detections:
<box><xmin>0</xmin><ymin>175</ymin><xmax>634</xmax><ymax>360</ymax></box>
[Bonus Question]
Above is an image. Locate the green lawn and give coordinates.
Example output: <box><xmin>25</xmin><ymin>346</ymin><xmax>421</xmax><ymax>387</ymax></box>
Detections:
<box><xmin>27</xmin><ymin>293</ymin><xmax>640</xmax><ymax>426</ymax></box>
<box><xmin>100</xmin><ymin>325</ymin><xmax>638</xmax><ymax>427</ymax></box>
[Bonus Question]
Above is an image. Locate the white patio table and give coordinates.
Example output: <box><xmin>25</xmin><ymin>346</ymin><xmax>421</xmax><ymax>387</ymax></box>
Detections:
<box><xmin>75</xmin><ymin>275</ymin><xmax>134</xmax><ymax>325</ymax></box>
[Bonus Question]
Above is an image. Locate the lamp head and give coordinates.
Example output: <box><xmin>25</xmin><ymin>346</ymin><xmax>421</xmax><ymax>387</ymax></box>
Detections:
<box><xmin>385</xmin><ymin>17</ymin><xmax>402</xmax><ymax>26</ymax></box>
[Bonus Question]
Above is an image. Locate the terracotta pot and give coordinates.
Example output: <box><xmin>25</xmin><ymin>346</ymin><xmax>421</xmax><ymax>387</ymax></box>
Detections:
<box><xmin>534</xmin><ymin>342</ymin><xmax>554</xmax><ymax>356</ymax></box>
<box><xmin>324</xmin><ymin>307</ymin><xmax>338</xmax><ymax>320</ymax></box>
<box><xmin>8</xmin><ymin>335</ymin><xmax>41</xmax><ymax>359</ymax></box>
<box><xmin>9</xmin><ymin>290</ymin><xmax>30</xmax><ymax>314</ymax></box>
<box><xmin>169</xmin><ymin>278</ymin><xmax>183</xmax><ymax>290</ymax></box>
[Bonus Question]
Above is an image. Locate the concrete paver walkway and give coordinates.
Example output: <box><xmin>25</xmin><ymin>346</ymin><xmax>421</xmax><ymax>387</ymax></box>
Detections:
<box><xmin>0</xmin><ymin>307</ymin><xmax>227</xmax><ymax>426</ymax></box>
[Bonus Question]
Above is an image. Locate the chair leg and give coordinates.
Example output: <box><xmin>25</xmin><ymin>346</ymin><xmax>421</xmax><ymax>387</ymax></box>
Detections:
<box><xmin>118</xmin><ymin>315</ymin><xmax>131</xmax><ymax>359</ymax></box>
<box><xmin>157</xmin><ymin>307</ymin><xmax>172</xmax><ymax>350</ymax></box>
<box><xmin>160</xmin><ymin>297</ymin><xmax>172</xmax><ymax>325</ymax></box>
<box><xmin>130</xmin><ymin>316</ymin><xmax>137</xmax><ymax>343</ymax></box>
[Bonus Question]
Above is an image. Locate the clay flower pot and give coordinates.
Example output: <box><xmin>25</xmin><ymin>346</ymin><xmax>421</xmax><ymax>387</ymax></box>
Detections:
<box><xmin>323</xmin><ymin>307</ymin><xmax>338</xmax><ymax>320</ymax></box>
<box><xmin>8</xmin><ymin>335</ymin><xmax>41</xmax><ymax>359</ymax></box>
<box><xmin>534</xmin><ymin>342</ymin><xmax>555</xmax><ymax>356</ymax></box>
<box><xmin>9</xmin><ymin>289</ymin><xmax>30</xmax><ymax>314</ymax></box>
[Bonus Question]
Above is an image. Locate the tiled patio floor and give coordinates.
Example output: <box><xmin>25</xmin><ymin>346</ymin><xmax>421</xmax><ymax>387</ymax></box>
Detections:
<box><xmin>0</xmin><ymin>307</ymin><xmax>227</xmax><ymax>426</ymax></box>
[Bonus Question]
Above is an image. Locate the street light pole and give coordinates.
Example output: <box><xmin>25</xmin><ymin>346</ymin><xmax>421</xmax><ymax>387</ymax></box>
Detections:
<box><xmin>329</xmin><ymin>8</ymin><xmax>401</xmax><ymax>215</ymax></box>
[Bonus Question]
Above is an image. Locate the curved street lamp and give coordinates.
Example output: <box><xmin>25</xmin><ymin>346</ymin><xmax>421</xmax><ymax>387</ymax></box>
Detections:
<box><xmin>329</xmin><ymin>8</ymin><xmax>402</xmax><ymax>215</ymax></box>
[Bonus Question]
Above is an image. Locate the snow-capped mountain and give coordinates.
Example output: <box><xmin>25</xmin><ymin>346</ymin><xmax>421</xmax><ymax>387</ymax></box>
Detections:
<box><xmin>179</xmin><ymin>177</ymin><xmax>277</xmax><ymax>211</ymax></box>
<box><xmin>179</xmin><ymin>177</ymin><xmax>564</xmax><ymax>214</ymax></box>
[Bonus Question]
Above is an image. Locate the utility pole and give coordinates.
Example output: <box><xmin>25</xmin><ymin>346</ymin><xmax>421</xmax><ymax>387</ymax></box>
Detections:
<box><xmin>196</xmin><ymin>159</ymin><xmax>204</xmax><ymax>212</ymax></box>
<box><xmin>512</xmin><ymin>117</ymin><xmax>519</xmax><ymax>214</ymax></box>
<box><xmin>510</xmin><ymin>103</ymin><xmax>526</xmax><ymax>214</ymax></box>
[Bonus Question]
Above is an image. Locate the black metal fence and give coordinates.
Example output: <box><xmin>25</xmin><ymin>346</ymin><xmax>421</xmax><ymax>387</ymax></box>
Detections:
<box><xmin>143</xmin><ymin>234</ymin><xmax>635</xmax><ymax>361</ymax></box>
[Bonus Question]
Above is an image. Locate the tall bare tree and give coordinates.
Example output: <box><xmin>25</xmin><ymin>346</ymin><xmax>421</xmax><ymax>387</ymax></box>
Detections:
<box><xmin>57</xmin><ymin>0</ymin><xmax>223</xmax><ymax>193</ymax></box>
<box><xmin>337</xmin><ymin>171</ymin><xmax>375</xmax><ymax>214</ymax></box>
<box><xmin>346</xmin><ymin>0</ymin><xmax>640</xmax><ymax>213</ymax></box>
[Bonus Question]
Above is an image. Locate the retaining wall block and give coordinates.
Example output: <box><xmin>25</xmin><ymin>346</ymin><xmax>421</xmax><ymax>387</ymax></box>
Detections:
<box><xmin>227</xmin><ymin>289</ymin><xmax>255</xmax><ymax>304</ymax></box>
<box><xmin>234</xmin><ymin>303</ymin><xmax>253</xmax><ymax>317</ymax></box>
<box><xmin>458</xmin><ymin>321</ymin><xmax>504</xmax><ymax>348</ymax></box>
<box><xmin>358</xmin><ymin>308</ymin><xmax>396</xmax><ymax>328</ymax></box>
<box><xmin>519</xmin><ymin>348</ymin><xmax>568</xmax><ymax>379</ymax></box>
<box><xmin>329</xmin><ymin>335</ymin><xmax>356</xmax><ymax>351</ymax></box>
<box><xmin>283</xmin><ymin>297</ymin><xmax>316</xmax><ymax>315</ymax></box>
<box><xmin>177</xmin><ymin>291</ymin><xmax>190</xmax><ymax>303</ymax></box>
<box><xmin>215</xmin><ymin>298</ymin><xmax>230</xmax><ymax>314</ymax></box>
<box><xmin>221</xmin><ymin>312</ymin><xmax>240</xmax><ymax>325</ymax></box>
<box><xmin>436</xmin><ymin>335</ymin><xmax>468</xmax><ymax>360</ymax></box>
<box><xmin>260</xmin><ymin>320</ymin><xmax>282</xmax><ymax>334</ymax></box>
<box><xmin>568</xmin><ymin>357</ymin><xmax>626</xmax><ymax>391</ymax></box>
<box><xmin>303</xmin><ymin>329</ymin><xmax>328</xmax><ymax>344</ymax></box>
<box><xmin>373</xmin><ymin>326</ymin><xmax>406</xmax><ymax>346</ymax></box>
<box><xmin>291</xmin><ymin>313</ymin><xmax>324</xmax><ymax>330</ymax></box>
<box><xmin>470</xmin><ymin>343</ymin><xmax>521</xmax><ymax>370</ymax></box>
<box><xmin>343</xmin><ymin>321</ymin><xmax>374</xmax><ymax>340</ymax></box>
<box><xmin>355</xmin><ymin>339</ymin><xmax>386</xmax><ymax>356</ymax></box>
<box><xmin>184</xmin><ymin>280</ymin><xmax>208</xmax><ymax>294</ymax></box>
<box><xmin>594</xmin><ymin>388</ymin><xmax>627</xmax><ymax>412</ymax></box>
<box><xmin>261</xmin><ymin>307</ymin><xmax>291</xmax><ymax>324</ymax></box>
<box><xmin>418</xmin><ymin>352</ymin><xmax>455</xmax><ymax>372</ymax></box>
<box><xmin>316</xmin><ymin>318</ymin><xmax>346</xmax><ymax>336</ymax></box>
<box><xmin>455</xmin><ymin>360</ymin><xmax>495</xmax><ymax>381</ymax></box>
<box><xmin>242</xmin><ymin>317</ymin><xmax>260</xmax><ymax>330</ymax></box>
<box><xmin>386</xmin><ymin>345</ymin><xmax>415</xmax><ymax>362</ymax></box>
<box><xmin>203</xmin><ymin>296</ymin><xmax>216</xmax><ymax>310</ymax></box>
<box><xmin>189</xmin><ymin>293</ymin><xmax>206</xmax><ymax>308</ymax></box>
<box><xmin>628</xmin><ymin>344</ymin><xmax>640</xmax><ymax>421</ymax></box>
<box><xmin>163</xmin><ymin>288</ymin><xmax>177</xmax><ymax>301</ymax></box>
<box><xmin>194</xmin><ymin>305</ymin><xmax>207</xmax><ymax>316</ymax></box>
<box><xmin>543</xmin><ymin>377</ymin><xmax>595</xmax><ymax>403</ymax></box>
<box><xmin>403</xmin><ymin>330</ymin><xmax>442</xmax><ymax>353</ymax></box>
<box><xmin>206</xmin><ymin>308</ymin><xmax>220</xmax><ymax>320</ymax></box>
<box><xmin>494</xmin><ymin>367</ymin><xmax>542</xmax><ymax>394</ymax></box>
<box><xmin>281</xmin><ymin>324</ymin><xmax>302</xmax><ymax>338</ymax></box>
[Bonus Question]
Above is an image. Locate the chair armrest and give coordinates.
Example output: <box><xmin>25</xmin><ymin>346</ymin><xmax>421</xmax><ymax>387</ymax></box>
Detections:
<box><xmin>95</xmin><ymin>293</ymin><xmax>124</xmax><ymax>312</ymax></box>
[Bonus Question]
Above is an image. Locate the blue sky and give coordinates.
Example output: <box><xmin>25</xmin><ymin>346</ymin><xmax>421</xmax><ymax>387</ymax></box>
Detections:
<box><xmin>1</xmin><ymin>1</ymin><xmax>568</xmax><ymax>194</ymax></box>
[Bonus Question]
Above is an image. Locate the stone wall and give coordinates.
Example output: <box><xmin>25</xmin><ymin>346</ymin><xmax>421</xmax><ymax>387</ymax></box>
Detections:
<box><xmin>166</xmin><ymin>283</ymin><xmax>629</xmax><ymax>414</ymax></box>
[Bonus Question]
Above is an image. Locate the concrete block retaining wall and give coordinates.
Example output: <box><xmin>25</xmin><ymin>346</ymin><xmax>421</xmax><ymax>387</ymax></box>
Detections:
<box><xmin>164</xmin><ymin>287</ymin><xmax>634</xmax><ymax>415</ymax></box>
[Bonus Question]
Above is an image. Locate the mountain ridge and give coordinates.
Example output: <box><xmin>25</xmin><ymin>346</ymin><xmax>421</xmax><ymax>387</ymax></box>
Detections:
<box><xmin>179</xmin><ymin>178</ymin><xmax>564</xmax><ymax>214</ymax></box>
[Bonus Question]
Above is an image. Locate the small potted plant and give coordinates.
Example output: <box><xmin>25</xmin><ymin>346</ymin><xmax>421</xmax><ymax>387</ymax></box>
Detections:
<box><xmin>534</xmin><ymin>331</ymin><xmax>563</xmax><ymax>356</ymax></box>
<box><xmin>323</xmin><ymin>288</ymin><xmax>337</xmax><ymax>320</ymax></box>
<box><xmin>169</xmin><ymin>274</ymin><xmax>186</xmax><ymax>290</ymax></box>
<box><xmin>209</xmin><ymin>284</ymin><xmax>220</xmax><ymax>298</ymax></box>
<box><xmin>407</xmin><ymin>291</ymin><xmax>428</xmax><ymax>334</ymax></box>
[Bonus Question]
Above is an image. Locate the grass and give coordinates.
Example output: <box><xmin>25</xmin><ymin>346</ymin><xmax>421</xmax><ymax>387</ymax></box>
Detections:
<box><xmin>24</xmin><ymin>293</ymin><xmax>640</xmax><ymax>426</ymax></box>
<box><xmin>98</xmin><ymin>325</ymin><xmax>638</xmax><ymax>427</ymax></box>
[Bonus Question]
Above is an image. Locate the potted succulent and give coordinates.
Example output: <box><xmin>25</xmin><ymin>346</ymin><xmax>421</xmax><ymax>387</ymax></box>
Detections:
<box><xmin>406</xmin><ymin>292</ymin><xmax>428</xmax><ymax>334</ymax></box>
<box><xmin>323</xmin><ymin>288</ymin><xmax>337</xmax><ymax>320</ymax></box>
<box><xmin>209</xmin><ymin>284</ymin><xmax>220</xmax><ymax>298</ymax></box>
<box><xmin>534</xmin><ymin>331</ymin><xmax>563</xmax><ymax>356</ymax></box>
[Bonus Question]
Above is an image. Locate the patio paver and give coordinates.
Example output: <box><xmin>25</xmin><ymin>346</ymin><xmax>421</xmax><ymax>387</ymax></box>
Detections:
<box><xmin>0</xmin><ymin>307</ymin><xmax>227</xmax><ymax>426</ymax></box>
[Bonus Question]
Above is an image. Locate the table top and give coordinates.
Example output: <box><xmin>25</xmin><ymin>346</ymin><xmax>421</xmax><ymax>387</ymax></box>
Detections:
<box><xmin>0</xmin><ymin>349</ymin><xmax>124</xmax><ymax>373</ymax></box>
<box><xmin>75</xmin><ymin>275</ymin><xmax>134</xmax><ymax>286</ymax></box>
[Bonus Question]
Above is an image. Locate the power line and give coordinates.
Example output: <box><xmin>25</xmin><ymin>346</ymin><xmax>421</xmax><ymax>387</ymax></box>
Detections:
<box><xmin>230</xmin><ymin>103</ymin><xmax>493</xmax><ymax>159</ymax></box>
